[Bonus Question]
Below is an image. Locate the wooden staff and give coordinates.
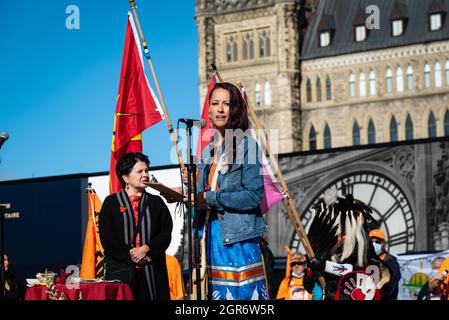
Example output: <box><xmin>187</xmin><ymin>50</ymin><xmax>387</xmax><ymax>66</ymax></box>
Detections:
<box><xmin>211</xmin><ymin>65</ymin><xmax>326</xmax><ymax>291</ymax></box>
<box><xmin>128</xmin><ymin>0</ymin><xmax>186</xmax><ymax>172</ymax></box>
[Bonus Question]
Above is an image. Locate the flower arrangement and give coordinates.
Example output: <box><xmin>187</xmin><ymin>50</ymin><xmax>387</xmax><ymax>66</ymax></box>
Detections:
<box><xmin>37</xmin><ymin>269</ymin><xmax>82</xmax><ymax>300</ymax></box>
<box><xmin>36</xmin><ymin>269</ymin><xmax>61</xmax><ymax>300</ymax></box>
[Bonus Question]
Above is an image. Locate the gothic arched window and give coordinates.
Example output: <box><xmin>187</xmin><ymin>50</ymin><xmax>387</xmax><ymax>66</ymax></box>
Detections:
<box><xmin>424</xmin><ymin>63</ymin><xmax>431</xmax><ymax>88</ymax></box>
<box><xmin>309</xmin><ymin>126</ymin><xmax>317</xmax><ymax>150</ymax></box>
<box><xmin>306</xmin><ymin>79</ymin><xmax>312</xmax><ymax>103</ymax></box>
<box><xmin>369</xmin><ymin>70</ymin><xmax>376</xmax><ymax>96</ymax></box>
<box><xmin>326</xmin><ymin>76</ymin><xmax>332</xmax><ymax>100</ymax></box>
<box><xmin>226</xmin><ymin>35</ymin><xmax>238</xmax><ymax>63</ymax></box>
<box><xmin>353</xmin><ymin>121</ymin><xmax>360</xmax><ymax>146</ymax></box>
<box><xmin>264</xmin><ymin>80</ymin><xmax>271</xmax><ymax>106</ymax></box>
<box><xmin>259</xmin><ymin>30</ymin><xmax>271</xmax><ymax>58</ymax></box>
<box><xmin>445</xmin><ymin>59</ymin><xmax>449</xmax><ymax>86</ymax></box>
<box><xmin>428</xmin><ymin>111</ymin><xmax>437</xmax><ymax>138</ymax></box>
<box><xmin>390</xmin><ymin>116</ymin><xmax>398</xmax><ymax>142</ymax></box>
<box><xmin>368</xmin><ymin>119</ymin><xmax>376</xmax><ymax>144</ymax></box>
<box><xmin>397</xmin><ymin>67</ymin><xmax>404</xmax><ymax>93</ymax></box>
<box><xmin>243</xmin><ymin>33</ymin><xmax>254</xmax><ymax>60</ymax></box>
<box><xmin>359</xmin><ymin>72</ymin><xmax>366</xmax><ymax>97</ymax></box>
<box><xmin>316</xmin><ymin>78</ymin><xmax>322</xmax><ymax>102</ymax></box>
<box><xmin>406</xmin><ymin>114</ymin><xmax>414</xmax><ymax>140</ymax></box>
<box><xmin>406</xmin><ymin>65</ymin><xmax>414</xmax><ymax>91</ymax></box>
<box><xmin>435</xmin><ymin>60</ymin><xmax>442</xmax><ymax>88</ymax></box>
<box><xmin>324</xmin><ymin>124</ymin><xmax>331</xmax><ymax>149</ymax></box>
<box><xmin>349</xmin><ymin>73</ymin><xmax>356</xmax><ymax>97</ymax></box>
<box><xmin>386</xmin><ymin>68</ymin><xmax>393</xmax><ymax>93</ymax></box>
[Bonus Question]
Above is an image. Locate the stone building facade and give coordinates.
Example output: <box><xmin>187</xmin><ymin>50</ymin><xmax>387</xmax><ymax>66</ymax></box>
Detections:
<box><xmin>301</xmin><ymin>0</ymin><xmax>449</xmax><ymax>150</ymax></box>
<box><xmin>195</xmin><ymin>0</ymin><xmax>449</xmax><ymax>152</ymax></box>
<box><xmin>195</xmin><ymin>0</ymin><xmax>312</xmax><ymax>153</ymax></box>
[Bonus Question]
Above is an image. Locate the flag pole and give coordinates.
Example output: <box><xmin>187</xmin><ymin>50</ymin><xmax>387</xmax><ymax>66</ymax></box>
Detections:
<box><xmin>212</xmin><ymin>64</ymin><xmax>224</xmax><ymax>83</ymax></box>
<box><xmin>128</xmin><ymin>0</ymin><xmax>186</xmax><ymax>172</ymax></box>
<box><xmin>211</xmin><ymin>65</ymin><xmax>326</xmax><ymax>291</ymax></box>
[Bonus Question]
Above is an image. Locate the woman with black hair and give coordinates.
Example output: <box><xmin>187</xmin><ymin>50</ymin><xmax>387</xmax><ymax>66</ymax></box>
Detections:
<box><xmin>99</xmin><ymin>152</ymin><xmax>173</xmax><ymax>300</ymax></box>
<box><xmin>2</xmin><ymin>254</ymin><xmax>21</xmax><ymax>300</ymax></box>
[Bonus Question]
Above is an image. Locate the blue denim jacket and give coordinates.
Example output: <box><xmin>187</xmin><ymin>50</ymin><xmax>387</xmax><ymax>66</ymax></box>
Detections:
<box><xmin>197</xmin><ymin>135</ymin><xmax>268</xmax><ymax>245</ymax></box>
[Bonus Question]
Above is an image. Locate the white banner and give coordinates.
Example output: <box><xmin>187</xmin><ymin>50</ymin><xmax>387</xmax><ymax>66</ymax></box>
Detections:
<box><xmin>396</xmin><ymin>250</ymin><xmax>449</xmax><ymax>300</ymax></box>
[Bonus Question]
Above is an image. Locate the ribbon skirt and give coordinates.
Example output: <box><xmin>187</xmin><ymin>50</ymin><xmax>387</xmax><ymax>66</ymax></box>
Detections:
<box><xmin>206</xmin><ymin>219</ymin><xmax>268</xmax><ymax>300</ymax></box>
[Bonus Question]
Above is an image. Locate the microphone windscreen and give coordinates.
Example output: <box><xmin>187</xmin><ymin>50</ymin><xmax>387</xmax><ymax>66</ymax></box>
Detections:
<box><xmin>0</xmin><ymin>132</ymin><xmax>9</xmax><ymax>140</ymax></box>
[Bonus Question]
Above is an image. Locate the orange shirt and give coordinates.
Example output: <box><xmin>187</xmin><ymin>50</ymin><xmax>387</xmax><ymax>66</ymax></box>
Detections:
<box><xmin>438</xmin><ymin>256</ymin><xmax>449</xmax><ymax>274</ymax></box>
<box><xmin>437</xmin><ymin>257</ymin><xmax>449</xmax><ymax>299</ymax></box>
<box><xmin>276</xmin><ymin>276</ymin><xmax>311</xmax><ymax>300</ymax></box>
<box><xmin>166</xmin><ymin>254</ymin><xmax>185</xmax><ymax>300</ymax></box>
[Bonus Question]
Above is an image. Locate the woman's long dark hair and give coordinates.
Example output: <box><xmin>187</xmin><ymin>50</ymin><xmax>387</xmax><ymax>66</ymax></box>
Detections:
<box><xmin>208</xmin><ymin>82</ymin><xmax>251</xmax><ymax>169</ymax></box>
<box><xmin>4</xmin><ymin>255</ymin><xmax>18</xmax><ymax>291</ymax></box>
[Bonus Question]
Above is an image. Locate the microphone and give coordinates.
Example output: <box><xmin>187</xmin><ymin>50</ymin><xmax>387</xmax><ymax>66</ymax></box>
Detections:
<box><xmin>178</xmin><ymin>118</ymin><xmax>206</xmax><ymax>129</ymax></box>
<box><xmin>0</xmin><ymin>132</ymin><xmax>9</xmax><ymax>149</ymax></box>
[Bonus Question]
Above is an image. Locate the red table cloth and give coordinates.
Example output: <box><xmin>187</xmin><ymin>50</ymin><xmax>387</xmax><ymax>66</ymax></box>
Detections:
<box><xmin>25</xmin><ymin>282</ymin><xmax>134</xmax><ymax>300</ymax></box>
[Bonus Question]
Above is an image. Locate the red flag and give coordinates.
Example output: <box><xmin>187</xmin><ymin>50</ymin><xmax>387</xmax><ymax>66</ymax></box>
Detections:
<box><xmin>195</xmin><ymin>73</ymin><xmax>217</xmax><ymax>160</ymax></box>
<box><xmin>110</xmin><ymin>13</ymin><xmax>164</xmax><ymax>193</ymax></box>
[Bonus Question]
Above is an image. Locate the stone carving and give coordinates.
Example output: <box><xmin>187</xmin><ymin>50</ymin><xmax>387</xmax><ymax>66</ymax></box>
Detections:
<box><xmin>434</xmin><ymin>222</ymin><xmax>449</xmax><ymax>251</ymax></box>
<box><xmin>214</xmin><ymin>0</ymin><xmax>274</xmax><ymax>12</ymax></box>
<box><xmin>392</xmin><ymin>147</ymin><xmax>415</xmax><ymax>182</ymax></box>
<box><xmin>431</xmin><ymin>142</ymin><xmax>449</xmax><ymax>232</ymax></box>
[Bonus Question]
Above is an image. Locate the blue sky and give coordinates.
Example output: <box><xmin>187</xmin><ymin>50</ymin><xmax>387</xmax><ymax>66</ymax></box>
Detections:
<box><xmin>0</xmin><ymin>0</ymin><xmax>200</xmax><ymax>181</ymax></box>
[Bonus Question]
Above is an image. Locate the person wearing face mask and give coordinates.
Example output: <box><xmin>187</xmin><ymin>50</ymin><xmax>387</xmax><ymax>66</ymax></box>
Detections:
<box><xmin>276</xmin><ymin>246</ymin><xmax>322</xmax><ymax>300</ymax></box>
<box><xmin>369</xmin><ymin>229</ymin><xmax>401</xmax><ymax>300</ymax></box>
<box><xmin>430</xmin><ymin>257</ymin><xmax>445</xmax><ymax>278</ymax></box>
<box><xmin>428</xmin><ymin>256</ymin><xmax>449</xmax><ymax>300</ymax></box>
<box><xmin>418</xmin><ymin>256</ymin><xmax>445</xmax><ymax>300</ymax></box>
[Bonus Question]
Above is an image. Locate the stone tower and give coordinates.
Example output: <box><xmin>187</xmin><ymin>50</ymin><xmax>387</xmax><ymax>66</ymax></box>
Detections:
<box><xmin>195</xmin><ymin>0</ymin><xmax>307</xmax><ymax>153</ymax></box>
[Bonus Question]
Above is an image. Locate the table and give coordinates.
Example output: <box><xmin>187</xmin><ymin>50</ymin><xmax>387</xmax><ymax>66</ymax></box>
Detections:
<box><xmin>25</xmin><ymin>282</ymin><xmax>134</xmax><ymax>300</ymax></box>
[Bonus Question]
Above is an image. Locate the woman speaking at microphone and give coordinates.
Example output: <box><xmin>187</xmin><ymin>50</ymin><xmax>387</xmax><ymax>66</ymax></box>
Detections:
<box><xmin>164</xmin><ymin>82</ymin><xmax>268</xmax><ymax>300</ymax></box>
<box><xmin>99</xmin><ymin>152</ymin><xmax>173</xmax><ymax>300</ymax></box>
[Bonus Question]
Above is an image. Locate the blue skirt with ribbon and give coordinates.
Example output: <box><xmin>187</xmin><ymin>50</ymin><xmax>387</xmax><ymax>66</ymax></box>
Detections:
<box><xmin>207</xmin><ymin>219</ymin><xmax>268</xmax><ymax>300</ymax></box>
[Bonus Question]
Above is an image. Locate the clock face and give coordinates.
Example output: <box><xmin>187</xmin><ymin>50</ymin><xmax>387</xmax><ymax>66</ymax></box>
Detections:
<box><xmin>291</xmin><ymin>172</ymin><xmax>416</xmax><ymax>255</ymax></box>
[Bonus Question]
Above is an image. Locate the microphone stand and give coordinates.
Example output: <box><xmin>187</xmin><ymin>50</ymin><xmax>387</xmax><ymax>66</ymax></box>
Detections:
<box><xmin>0</xmin><ymin>137</ymin><xmax>9</xmax><ymax>299</ymax></box>
<box><xmin>183</xmin><ymin>121</ymin><xmax>202</xmax><ymax>300</ymax></box>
